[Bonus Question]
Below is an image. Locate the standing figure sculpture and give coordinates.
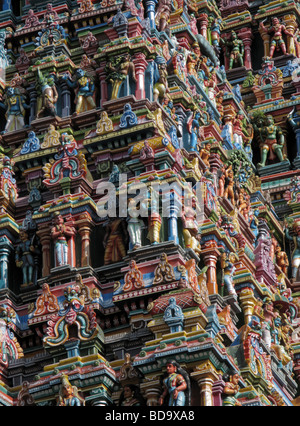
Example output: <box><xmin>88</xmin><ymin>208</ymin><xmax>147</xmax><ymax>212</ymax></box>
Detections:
<box><xmin>51</xmin><ymin>212</ymin><xmax>75</xmax><ymax>268</ymax></box>
<box><xmin>15</xmin><ymin>229</ymin><xmax>38</xmax><ymax>287</ymax></box>
<box><xmin>255</xmin><ymin>115</ymin><xmax>286</xmax><ymax>168</ymax></box>
<box><xmin>222</xmin><ymin>31</ymin><xmax>244</xmax><ymax>69</ymax></box>
<box><xmin>260</xmin><ymin>17</ymin><xmax>294</xmax><ymax>58</ymax></box>
<box><xmin>37</xmin><ymin>69</ymin><xmax>58</xmax><ymax>118</ymax></box>
<box><xmin>105</xmin><ymin>53</ymin><xmax>136</xmax><ymax>100</ymax></box>
<box><xmin>103</xmin><ymin>218</ymin><xmax>128</xmax><ymax>265</ymax></box>
<box><xmin>220</xmin><ymin>252</ymin><xmax>237</xmax><ymax>296</ymax></box>
<box><xmin>127</xmin><ymin>198</ymin><xmax>146</xmax><ymax>251</ymax></box>
<box><xmin>62</xmin><ymin>68</ymin><xmax>96</xmax><ymax>114</ymax></box>
<box><xmin>158</xmin><ymin>360</ymin><xmax>190</xmax><ymax>406</ymax></box>
<box><xmin>1</xmin><ymin>87</ymin><xmax>29</xmax><ymax>134</ymax></box>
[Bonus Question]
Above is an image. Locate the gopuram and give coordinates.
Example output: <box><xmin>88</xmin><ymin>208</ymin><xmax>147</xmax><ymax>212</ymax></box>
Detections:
<box><xmin>0</xmin><ymin>0</ymin><xmax>299</xmax><ymax>408</ymax></box>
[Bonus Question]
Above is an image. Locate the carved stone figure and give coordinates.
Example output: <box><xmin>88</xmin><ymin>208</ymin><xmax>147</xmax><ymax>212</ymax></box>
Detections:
<box><xmin>255</xmin><ymin>115</ymin><xmax>286</xmax><ymax>168</ymax></box>
<box><xmin>158</xmin><ymin>360</ymin><xmax>190</xmax><ymax>406</ymax></box>
<box><xmin>260</xmin><ymin>17</ymin><xmax>294</xmax><ymax>58</ymax></box>
<box><xmin>36</xmin><ymin>69</ymin><xmax>58</xmax><ymax>118</ymax></box>
<box><xmin>105</xmin><ymin>53</ymin><xmax>136</xmax><ymax>100</ymax></box>
<box><xmin>50</xmin><ymin>212</ymin><xmax>75</xmax><ymax>268</ymax></box>
<box><xmin>222</xmin><ymin>372</ymin><xmax>242</xmax><ymax>406</ymax></box>
<box><xmin>222</xmin><ymin>31</ymin><xmax>244</xmax><ymax>69</ymax></box>
<box><xmin>57</xmin><ymin>375</ymin><xmax>85</xmax><ymax>406</ymax></box>
<box><xmin>1</xmin><ymin>87</ymin><xmax>29</xmax><ymax>134</ymax></box>
<box><xmin>153</xmin><ymin>253</ymin><xmax>175</xmax><ymax>285</ymax></box>
<box><xmin>103</xmin><ymin>219</ymin><xmax>127</xmax><ymax>265</ymax></box>
<box><xmin>62</xmin><ymin>68</ymin><xmax>96</xmax><ymax>114</ymax></box>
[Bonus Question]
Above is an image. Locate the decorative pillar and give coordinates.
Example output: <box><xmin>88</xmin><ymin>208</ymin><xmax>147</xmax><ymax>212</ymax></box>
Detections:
<box><xmin>258</xmin><ymin>25</ymin><xmax>270</xmax><ymax>58</ymax></box>
<box><xmin>0</xmin><ymin>236</ymin><xmax>13</xmax><ymax>289</ymax></box>
<box><xmin>163</xmin><ymin>190</ymin><xmax>181</xmax><ymax>245</ymax></box>
<box><xmin>238</xmin><ymin>27</ymin><xmax>253</xmax><ymax>70</ymax></box>
<box><xmin>140</xmin><ymin>379</ymin><xmax>161</xmax><ymax>406</ymax></box>
<box><xmin>191</xmin><ymin>363</ymin><xmax>219</xmax><ymax>406</ymax></box>
<box><xmin>198</xmin><ymin>14</ymin><xmax>209</xmax><ymax>39</ymax></box>
<box><xmin>212</xmin><ymin>377</ymin><xmax>225</xmax><ymax>407</ymax></box>
<box><xmin>133</xmin><ymin>52</ymin><xmax>148</xmax><ymax>100</ymax></box>
<box><xmin>65</xmin><ymin>215</ymin><xmax>76</xmax><ymax>268</ymax></box>
<box><xmin>283</xmin><ymin>14</ymin><xmax>297</xmax><ymax>56</ymax></box>
<box><xmin>77</xmin><ymin>213</ymin><xmax>93</xmax><ymax>267</ymax></box>
<box><xmin>201</xmin><ymin>247</ymin><xmax>220</xmax><ymax>295</ymax></box>
<box><xmin>239</xmin><ymin>288</ymin><xmax>257</xmax><ymax>325</ymax></box>
<box><xmin>28</xmin><ymin>85</ymin><xmax>37</xmax><ymax>124</ymax></box>
<box><xmin>98</xmin><ymin>63</ymin><xmax>108</xmax><ymax>108</ymax></box>
<box><xmin>145</xmin><ymin>0</ymin><xmax>158</xmax><ymax>30</ymax></box>
<box><xmin>37</xmin><ymin>228</ymin><xmax>51</xmax><ymax>277</ymax></box>
<box><xmin>60</xmin><ymin>80</ymin><xmax>72</xmax><ymax>118</ymax></box>
<box><xmin>198</xmin><ymin>377</ymin><xmax>214</xmax><ymax>406</ymax></box>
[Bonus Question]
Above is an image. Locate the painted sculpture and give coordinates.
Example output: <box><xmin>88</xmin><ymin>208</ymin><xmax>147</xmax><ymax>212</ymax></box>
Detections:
<box><xmin>36</xmin><ymin>69</ymin><xmax>58</xmax><ymax>119</ymax></box>
<box><xmin>62</xmin><ymin>68</ymin><xmax>96</xmax><ymax>114</ymax></box>
<box><xmin>259</xmin><ymin>17</ymin><xmax>294</xmax><ymax>58</ymax></box>
<box><xmin>50</xmin><ymin>212</ymin><xmax>75</xmax><ymax>268</ymax></box>
<box><xmin>1</xmin><ymin>87</ymin><xmax>29</xmax><ymax>133</ymax></box>
<box><xmin>57</xmin><ymin>375</ymin><xmax>85</xmax><ymax>406</ymax></box>
<box><xmin>158</xmin><ymin>360</ymin><xmax>190</xmax><ymax>407</ymax></box>
<box><xmin>222</xmin><ymin>372</ymin><xmax>242</xmax><ymax>406</ymax></box>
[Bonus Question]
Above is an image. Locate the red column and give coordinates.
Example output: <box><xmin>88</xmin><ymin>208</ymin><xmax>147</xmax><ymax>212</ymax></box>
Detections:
<box><xmin>202</xmin><ymin>246</ymin><xmax>220</xmax><ymax>295</ymax></box>
<box><xmin>133</xmin><ymin>52</ymin><xmax>148</xmax><ymax>100</ymax></box>
<box><xmin>198</xmin><ymin>14</ymin><xmax>209</xmax><ymax>39</ymax></box>
<box><xmin>98</xmin><ymin>63</ymin><xmax>108</xmax><ymax>107</ymax></box>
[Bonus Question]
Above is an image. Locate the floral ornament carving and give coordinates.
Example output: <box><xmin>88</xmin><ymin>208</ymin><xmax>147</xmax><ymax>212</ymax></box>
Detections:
<box><xmin>34</xmin><ymin>283</ymin><xmax>60</xmax><ymax>317</ymax></box>
<box><xmin>123</xmin><ymin>260</ymin><xmax>144</xmax><ymax>292</ymax></box>
<box><xmin>153</xmin><ymin>253</ymin><xmax>175</xmax><ymax>285</ymax></box>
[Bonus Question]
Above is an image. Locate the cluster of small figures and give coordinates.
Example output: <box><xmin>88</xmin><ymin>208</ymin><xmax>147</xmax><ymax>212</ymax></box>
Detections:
<box><xmin>55</xmin><ymin>362</ymin><xmax>241</xmax><ymax>407</ymax></box>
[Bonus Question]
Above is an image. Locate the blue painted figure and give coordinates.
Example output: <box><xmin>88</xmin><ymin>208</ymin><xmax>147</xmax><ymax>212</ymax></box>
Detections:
<box><xmin>62</xmin><ymin>68</ymin><xmax>96</xmax><ymax>114</ymax></box>
<box><xmin>187</xmin><ymin>111</ymin><xmax>201</xmax><ymax>152</ymax></box>
<box><xmin>158</xmin><ymin>360</ymin><xmax>190</xmax><ymax>407</ymax></box>
<box><xmin>0</xmin><ymin>87</ymin><xmax>30</xmax><ymax>134</ymax></box>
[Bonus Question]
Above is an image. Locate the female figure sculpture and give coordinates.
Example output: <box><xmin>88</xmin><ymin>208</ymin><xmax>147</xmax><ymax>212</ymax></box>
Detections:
<box><xmin>158</xmin><ymin>360</ymin><xmax>190</xmax><ymax>406</ymax></box>
<box><xmin>51</xmin><ymin>212</ymin><xmax>75</xmax><ymax>267</ymax></box>
<box><xmin>222</xmin><ymin>372</ymin><xmax>242</xmax><ymax>406</ymax></box>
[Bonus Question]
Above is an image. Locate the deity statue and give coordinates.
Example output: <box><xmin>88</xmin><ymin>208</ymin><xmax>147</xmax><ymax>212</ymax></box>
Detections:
<box><xmin>62</xmin><ymin>68</ymin><xmax>96</xmax><ymax>114</ymax></box>
<box><xmin>187</xmin><ymin>110</ymin><xmax>202</xmax><ymax>152</ymax></box>
<box><xmin>36</xmin><ymin>69</ymin><xmax>58</xmax><ymax>119</ymax></box>
<box><xmin>260</xmin><ymin>17</ymin><xmax>294</xmax><ymax>58</ymax></box>
<box><xmin>119</xmin><ymin>384</ymin><xmax>145</xmax><ymax>406</ymax></box>
<box><xmin>285</xmin><ymin>220</ymin><xmax>300</xmax><ymax>282</ymax></box>
<box><xmin>224</xmin><ymin>165</ymin><xmax>235</xmax><ymax>206</ymax></box>
<box><xmin>158</xmin><ymin>360</ymin><xmax>190</xmax><ymax>406</ymax></box>
<box><xmin>181</xmin><ymin>195</ymin><xmax>201</xmax><ymax>256</ymax></box>
<box><xmin>220</xmin><ymin>252</ymin><xmax>237</xmax><ymax>296</ymax></box>
<box><xmin>127</xmin><ymin>198</ymin><xmax>146</xmax><ymax>251</ymax></box>
<box><xmin>105</xmin><ymin>53</ymin><xmax>136</xmax><ymax>100</ymax></box>
<box><xmin>50</xmin><ymin>212</ymin><xmax>75</xmax><ymax>268</ymax></box>
<box><xmin>255</xmin><ymin>115</ymin><xmax>286</xmax><ymax>168</ymax></box>
<box><xmin>15</xmin><ymin>229</ymin><xmax>39</xmax><ymax>287</ymax></box>
<box><xmin>0</xmin><ymin>87</ymin><xmax>30</xmax><ymax>134</ymax></box>
<box><xmin>57</xmin><ymin>375</ymin><xmax>85</xmax><ymax>406</ymax></box>
<box><xmin>155</xmin><ymin>0</ymin><xmax>172</xmax><ymax>32</ymax></box>
<box><xmin>275</xmin><ymin>245</ymin><xmax>289</xmax><ymax>275</ymax></box>
<box><xmin>199</xmin><ymin>141</ymin><xmax>212</xmax><ymax>168</ymax></box>
<box><xmin>153</xmin><ymin>56</ymin><xmax>169</xmax><ymax>103</ymax></box>
<box><xmin>103</xmin><ymin>219</ymin><xmax>128</xmax><ymax>265</ymax></box>
<box><xmin>186</xmin><ymin>42</ymin><xmax>201</xmax><ymax>77</ymax></box>
<box><xmin>210</xmin><ymin>18</ymin><xmax>222</xmax><ymax>48</ymax></box>
<box><xmin>271</xmin><ymin>313</ymin><xmax>293</xmax><ymax>370</ymax></box>
<box><xmin>222</xmin><ymin>31</ymin><xmax>244</xmax><ymax>69</ymax></box>
<box><xmin>222</xmin><ymin>372</ymin><xmax>242</xmax><ymax>406</ymax></box>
